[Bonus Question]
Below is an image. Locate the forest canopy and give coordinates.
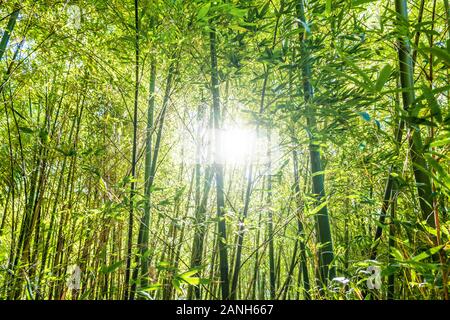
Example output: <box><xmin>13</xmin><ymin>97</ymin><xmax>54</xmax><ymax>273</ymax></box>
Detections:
<box><xmin>0</xmin><ymin>0</ymin><xmax>449</xmax><ymax>300</ymax></box>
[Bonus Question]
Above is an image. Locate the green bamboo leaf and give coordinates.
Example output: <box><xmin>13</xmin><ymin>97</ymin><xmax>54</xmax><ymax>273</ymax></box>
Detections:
<box><xmin>430</xmin><ymin>136</ymin><xmax>450</xmax><ymax>148</ymax></box>
<box><xmin>305</xmin><ymin>200</ymin><xmax>329</xmax><ymax>217</ymax></box>
<box><xmin>158</xmin><ymin>199</ymin><xmax>171</xmax><ymax>206</ymax></box>
<box><xmin>197</xmin><ymin>3</ymin><xmax>211</xmax><ymax>21</ymax></box>
<box><xmin>157</xmin><ymin>261</ymin><xmax>172</xmax><ymax>270</ymax></box>
<box><xmin>375</xmin><ymin>64</ymin><xmax>392</xmax><ymax>92</ymax></box>
<box><xmin>229</xmin><ymin>7</ymin><xmax>247</xmax><ymax>18</ymax></box>
<box><xmin>181</xmin><ymin>276</ymin><xmax>200</xmax><ymax>285</ymax></box>
<box><xmin>422</xmin><ymin>85</ymin><xmax>442</xmax><ymax>123</ymax></box>
<box><xmin>100</xmin><ymin>260</ymin><xmax>124</xmax><ymax>274</ymax></box>
<box><xmin>323</xmin><ymin>66</ymin><xmax>369</xmax><ymax>90</ymax></box>
<box><xmin>391</xmin><ymin>248</ymin><xmax>404</xmax><ymax>262</ymax></box>
<box><xmin>325</xmin><ymin>0</ymin><xmax>332</xmax><ymax>14</ymax></box>
<box><xmin>341</xmin><ymin>56</ymin><xmax>372</xmax><ymax>89</ymax></box>
<box><xmin>140</xmin><ymin>283</ymin><xmax>162</xmax><ymax>292</ymax></box>
<box><xmin>229</xmin><ymin>24</ymin><xmax>248</xmax><ymax>33</ymax></box>
<box><xmin>425</xmin><ymin>154</ymin><xmax>446</xmax><ymax>176</ymax></box>
<box><xmin>429</xmin><ymin>47</ymin><xmax>450</xmax><ymax>67</ymax></box>
<box><xmin>374</xmin><ymin>119</ymin><xmax>381</xmax><ymax>130</ymax></box>
<box><xmin>358</xmin><ymin>111</ymin><xmax>371</xmax><ymax>121</ymax></box>
<box><xmin>259</xmin><ymin>2</ymin><xmax>270</xmax><ymax>18</ymax></box>
<box><xmin>179</xmin><ymin>269</ymin><xmax>200</xmax><ymax>278</ymax></box>
<box><xmin>410</xmin><ymin>245</ymin><xmax>444</xmax><ymax>262</ymax></box>
<box><xmin>352</xmin><ymin>0</ymin><xmax>377</xmax><ymax>6</ymax></box>
<box><xmin>19</xmin><ymin>126</ymin><xmax>33</xmax><ymax>134</ymax></box>
<box><xmin>172</xmin><ymin>278</ymin><xmax>182</xmax><ymax>292</ymax></box>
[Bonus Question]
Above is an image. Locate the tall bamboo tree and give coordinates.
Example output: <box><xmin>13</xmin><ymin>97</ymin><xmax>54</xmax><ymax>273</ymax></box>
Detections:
<box><xmin>296</xmin><ymin>0</ymin><xmax>335</xmax><ymax>285</ymax></box>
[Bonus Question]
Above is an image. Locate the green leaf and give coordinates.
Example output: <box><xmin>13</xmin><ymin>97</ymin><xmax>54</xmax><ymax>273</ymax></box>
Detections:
<box><xmin>410</xmin><ymin>245</ymin><xmax>444</xmax><ymax>262</ymax></box>
<box><xmin>325</xmin><ymin>0</ymin><xmax>332</xmax><ymax>14</ymax></box>
<box><xmin>55</xmin><ymin>147</ymin><xmax>76</xmax><ymax>157</ymax></box>
<box><xmin>352</xmin><ymin>0</ymin><xmax>377</xmax><ymax>7</ymax></box>
<box><xmin>259</xmin><ymin>2</ymin><xmax>270</xmax><ymax>18</ymax></box>
<box><xmin>323</xmin><ymin>65</ymin><xmax>370</xmax><ymax>91</ymax></box>
<box><xmin>140</xmin><ymin>283</ymin><xmax>162</xmax><ymax>292</ymax></box>
<box><xmin>429</xmin><ymin>47</ymin><xmax>450</xmax><ymax>67</ymax></box>
<box><xmin>172</xmin><ymin>278</ymin><xmax>182</xmax><ymax>292</ymax></box>
<box><xmin>305</xmin><ymin>199</ymin><xmax>329</xmax><ymax>217</ymax></box>
<box><xmin>178</xmin><ymin>269</ymin><xmax>210</xmax><ymax>286</ymax></box>
<box><xmin>19</xmin><ymin>126</ymin><xmax>33</xmax><ymax>134</ymax></box>
<box><xmin>430</xmin><ymin>135</ymin><xmax>450</xmax><ymax>148</ymax></box>
<box><xmin>341</xmin><ymin>55</ymin><xmax>372</xmax><ymax>89</ymax></box>
<box><xmin>229</xmin><ymin>24</ymin><xmax>248</xmax><ymax>33</ymax></box>
<box><xmin>374</xmin><ymin>119</ymin><xmax>381</xmax><ymax>129</ymax></box>
<box><xmin>358</xmin><ymin>112</ymin><xmax>371</xmax><ymax>121</ymax></box>
<box><xmin>425</xmin><ymin>154</ymin><xmax>446</xmax><ymax>177</ymax></box>
<box><xmin>375</xmin><ymin>64</ymin><xmax>392</xmax><ymax>92</ymax></box>
<box><xmin>100</xmin><ymin>260</ymin><xmax>123</xmax><ymax>273</ymax></box>
<box><xmin>157</xmin><ymin>261</ymin><xmax>174</xmax><ymax>270</ymax></box>
<box><xmin>25</xmin><ymin>277</ymin><xmax>34</xmax><ymax>300</ymax></box>
<box><xmin>158</xmin><ymin>199</ymin><xmax>171</xmax><ymax>206</ymax></box>
<box><xmin>197</xmin><ymin>3</ymin><xmax>211</xmax><ymax>21</ymax></box>
<box><xmin>391</xmin><ymin>248</ymin><xmax>404</xmax><ymax>262</ymax></box>
<box><xmin>422</xmin><ymin>85</ymin><xmax>442</xmax><ymax>123</ymax></box>
<box><xmin>181</xmin><ymin>276</ymin><xmax>201</xmax><ymax>285</ymax></box>
<box><xmin>229</xmin><ymin>7</ymin><xmax>247</xmax><ymax>19</ymax></box>
<box><xmin>296</xmin><ymin>18</ymin><xmax>311</xmax><ymax>35</ymax></box>
<box><xmin>179</xmin><ymin>269</ymin><xmax>200</xmax><ymax>278</ymax></box>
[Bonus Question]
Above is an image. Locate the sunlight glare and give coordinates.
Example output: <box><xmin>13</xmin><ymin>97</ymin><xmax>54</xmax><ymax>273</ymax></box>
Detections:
<box><xmin>219</xmin><ymin>127</ymin><xmax>257</xmax><ymax>165</ymax></box>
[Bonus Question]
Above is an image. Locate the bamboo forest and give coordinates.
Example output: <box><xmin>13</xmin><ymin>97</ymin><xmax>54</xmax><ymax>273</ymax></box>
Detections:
<box><xmin>0</xmin><ymin>0</ymin><xmax>449</xmax><ymax>301</ymax></box>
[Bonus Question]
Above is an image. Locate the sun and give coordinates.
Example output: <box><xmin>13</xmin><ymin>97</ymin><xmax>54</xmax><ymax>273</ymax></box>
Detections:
<box><xmin>175</xmin><ymin>121</ymin><xmax>264</xmax><ymax>166</ymax></box>
<box><xmin>219</xmin><ymin>126</ymin><xmax>257</xmax><ymax>165</ymax></box>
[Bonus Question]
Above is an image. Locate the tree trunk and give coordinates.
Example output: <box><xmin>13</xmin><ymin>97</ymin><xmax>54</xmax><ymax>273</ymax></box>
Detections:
<box><xmin>296</xmin><ymin>0</ymin><xmax>335</xmax><ymax>285</ymax></box>
<box><xmin>209</xmin><ymin>26</ymin><xmax>230</xmax><ymax>300</ymax></box>
<box><xmin>124</xmin><ymin>0</ymin><xmax>140</xmax><ymax>300</ymax></box>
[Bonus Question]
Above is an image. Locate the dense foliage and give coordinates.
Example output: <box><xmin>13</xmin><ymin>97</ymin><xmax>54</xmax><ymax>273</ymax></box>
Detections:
<box><xmin>0</xmin><ymin>0</ymin><xmax>449</xmax><ymax>300</ymax></box>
